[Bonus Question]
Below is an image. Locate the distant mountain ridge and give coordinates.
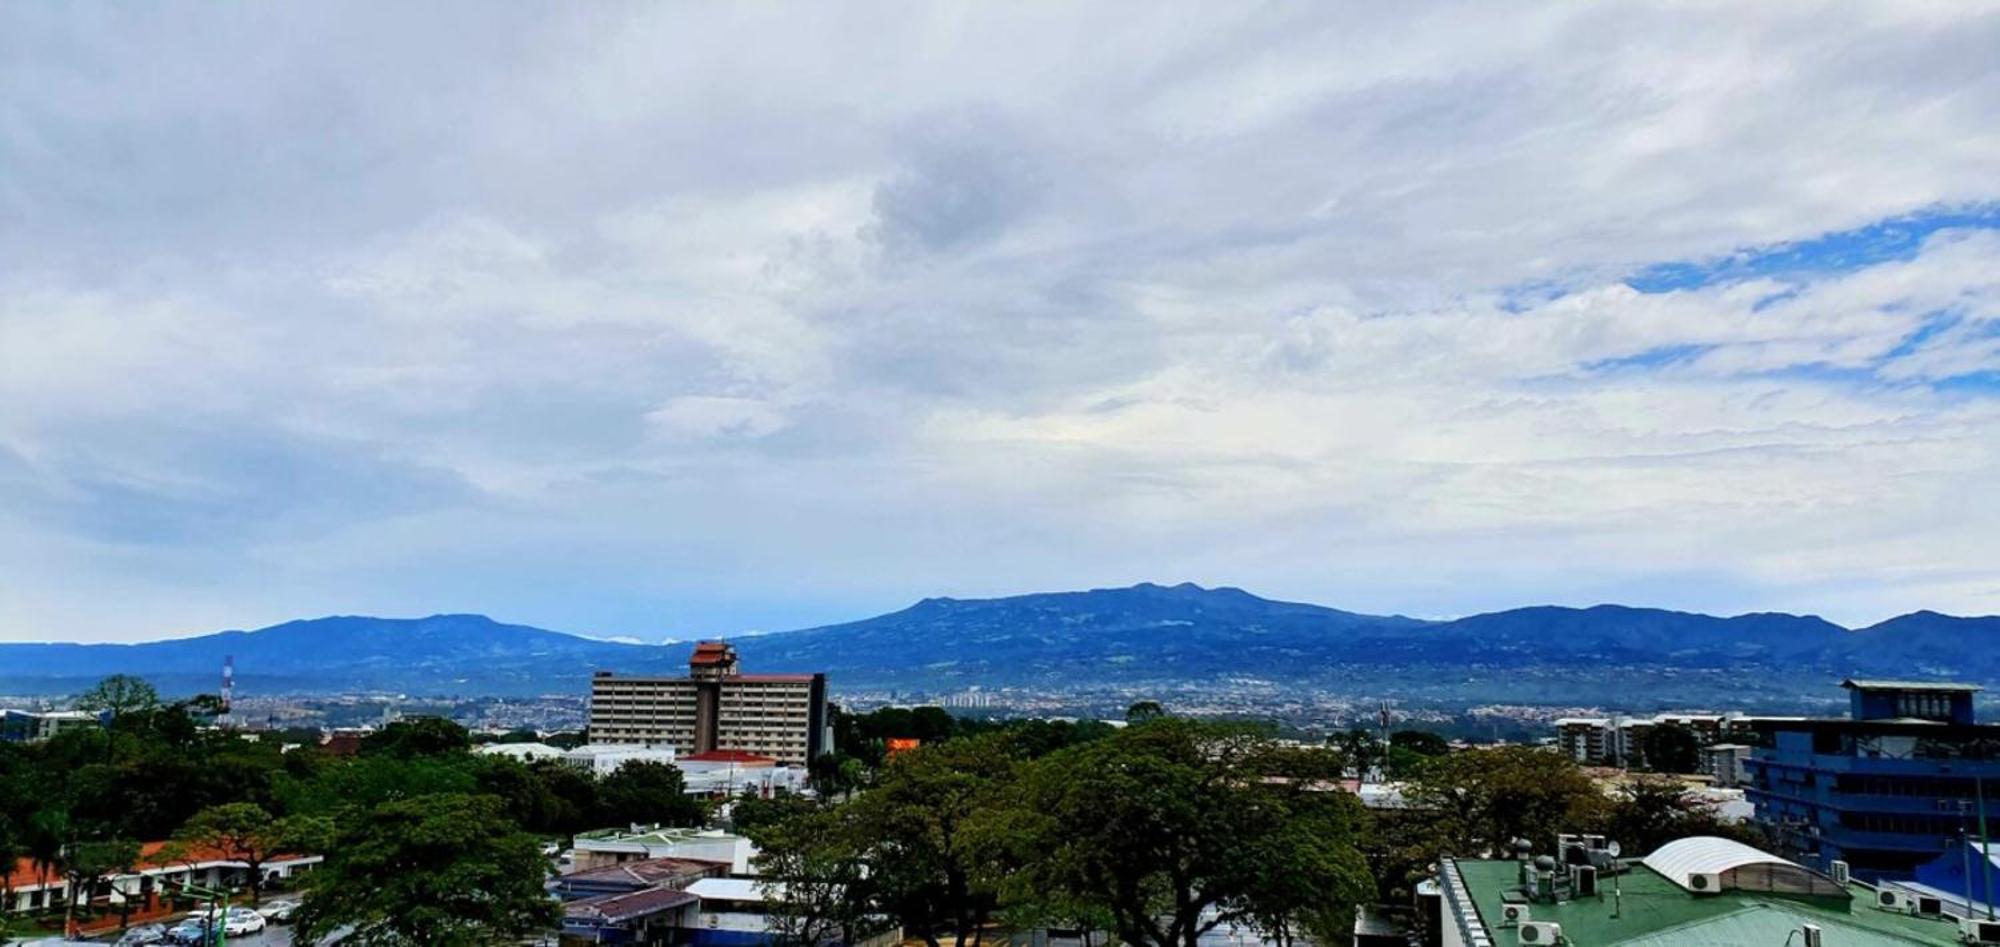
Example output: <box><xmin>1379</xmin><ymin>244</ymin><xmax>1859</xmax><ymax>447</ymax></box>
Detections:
<box><xmin>0</xmin><ymin>583</ymin><xmax>1993</xmax><ymax>706</ymax></box>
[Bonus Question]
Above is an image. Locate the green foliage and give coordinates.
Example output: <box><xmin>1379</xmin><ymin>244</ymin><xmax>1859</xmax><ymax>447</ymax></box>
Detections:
<box><xmin>1599</xmin><ymin>776</ymin><xmax>1764</xmax><ymax>853</ymax></box>
<box><xmin>174</xmin><ymin>802</ymin><xmax>330</xmax><ymax>903</ymax></box>
<box><xmin>1004</xmin><ymin>720</ymin><xmax>1372</xmax><ymax>947</ymax></box>
<box><xmin>596</xmin><ymin>759</ymin><xmax>706</xmax><ymax>828</ymax></box>
<box><xmin>361</xmin><ymin>717</ymin><xmax>473</xmax><ymax>758</ymax></box>
<box><xmin>749</xmin><ymin>804</ymin><xmax>879</xmax><ymax>947</ymax></box>
<box><xmin>292</xmin><ymin>793</ymin><xmax>557</xmax><ymax>947</ymax></box>
<box><xmin>1403</xmin><ymin>745</ymin><xmax>1607</xmax><ymax>858</ymax></box>
<box><xmin>1125</xmin><ymin>700</ymin><xmax>1167</xmax><ymax>723</ymax></box>
<box><xmin>1389</xmin><ymin>730</ymin><xmax>1449</xmax><ymax>756</ymax></box>
<box><xmin>76</xmin><ymin>674</ymin><xmax>160</xmax><ymax>719</ymax></box>
<box><xmin>1639</xmin><ymin>723</ymin><xmax>1702</xmax><ymax>774</ymax></box>
<box><xmin>730</xmin><ymin>790</ymin><xmax>820</xmax><ymax>837</ymax></box>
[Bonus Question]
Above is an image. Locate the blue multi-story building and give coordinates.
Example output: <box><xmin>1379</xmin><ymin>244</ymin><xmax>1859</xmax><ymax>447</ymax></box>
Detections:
<box><xmin>1745</xmin><ymin>679</ymin><xmax>2000</xmax><ymax>881</ymax></box>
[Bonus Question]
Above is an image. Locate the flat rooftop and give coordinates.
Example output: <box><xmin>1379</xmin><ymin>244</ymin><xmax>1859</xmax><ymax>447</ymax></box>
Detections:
<box><xmin>1453</xmin><ymin>859</ymin><xmax>1966</xmax><ymax>945</ymax></box>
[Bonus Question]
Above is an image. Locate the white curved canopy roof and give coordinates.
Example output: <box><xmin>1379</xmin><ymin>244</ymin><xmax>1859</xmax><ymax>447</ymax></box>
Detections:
<box><xmin>1643</xmin><ymin>836</ymin><xmax>1802</xmax><ymax>891</ymax></box>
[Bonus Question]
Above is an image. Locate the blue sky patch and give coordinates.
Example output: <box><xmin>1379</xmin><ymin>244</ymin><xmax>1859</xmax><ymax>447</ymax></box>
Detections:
<box><xmin>1627</xmin><ymin>204</ymin><xmax>2000</xmax><ymax>293</ymax></box>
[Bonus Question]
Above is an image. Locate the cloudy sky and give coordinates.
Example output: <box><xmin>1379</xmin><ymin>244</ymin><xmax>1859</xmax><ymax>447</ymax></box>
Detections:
<box><xmin>3</xmin><ymin>4</ymin><xmax>1998</xmax><ymax>643</ymax></box>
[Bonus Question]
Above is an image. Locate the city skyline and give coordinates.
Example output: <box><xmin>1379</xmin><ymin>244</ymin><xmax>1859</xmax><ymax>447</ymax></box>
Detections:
<box><xmin>5</xmin><ymin>4</ymin><xmax>1999</xmax><ymax>643</ymax></box>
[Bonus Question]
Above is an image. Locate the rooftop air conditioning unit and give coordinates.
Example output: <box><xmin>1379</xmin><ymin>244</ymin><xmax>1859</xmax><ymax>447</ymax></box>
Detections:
<box><xmin>1687</xmin><ymin>871</ymin><xmax>1723</xmax><ymax>894</ymax></box>
<box><xmin>1573</xmin><ymin>865</ymin><xmax>1598</xmax><ymax>897</ymax></box>
<box><xmin>1961</xmin><ymin>918</ymin><xmax>2000</xmax><ymax>944</ymax></box>
<box><xmin>1919</xmin><ymin>896</ymin><xmax>1945</xmax><ymax>916</ymax></box>
<box><xmin>1878</xmin><ymin>889</ymin><xmax>1914</xmax><ymax>912</ymax></box>
<box><xmin>1830</xmin><ymin>860</ymin><xmax>1851</xmax><ymax>885</ymax></box>
<box><xmin>1802</xmin><ymin>923</ymin><xmax>1822</xmax><ymax>947</ymax></box>
<box><xmin>1518</xmin><ymin>921</ymin><xmax>1563</xmax><ymax>945</ymax></box>
<box><xmin>1500</xmin><ymin>903</ymin><xmax>1530</xmax><ymax>926</ymax></box>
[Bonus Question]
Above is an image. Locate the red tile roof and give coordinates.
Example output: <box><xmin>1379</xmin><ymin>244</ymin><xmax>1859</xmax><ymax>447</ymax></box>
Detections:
<box><xmin>681</xmin><ymin>750</ymin><xmax>779</xmax><ymax>765</ymax></box>
<box><xmin>688</xmin><ymin>642</ymin><xmax>735</xmax><ymax>666</ymax></box>
<box><xmin>4</xmin><ymin>841</ymin><xmax>315</xmax><ymax>891</ymax></box>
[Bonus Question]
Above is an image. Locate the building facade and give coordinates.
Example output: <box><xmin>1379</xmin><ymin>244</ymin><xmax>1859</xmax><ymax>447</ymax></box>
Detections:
<box><xmin>589</xmin><ymin>643</ymin><xmax>829</xmax><ymax>766</ymax></box>
<box><xmin>1744</xmin><ymin>680</ymin><xmax>2000</xmax><ymax>882</ymax></box>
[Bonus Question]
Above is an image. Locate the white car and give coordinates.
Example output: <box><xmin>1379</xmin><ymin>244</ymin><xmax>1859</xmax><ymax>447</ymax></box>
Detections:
<box><xmin>256</xmin><ymin>899</ymin><xmax>300</xmax><ymax>922</ymax></box>
<box><xmin>222</xmin><ymin>908</ymin><xmax>267</xmax><ymax>937</ymax></box>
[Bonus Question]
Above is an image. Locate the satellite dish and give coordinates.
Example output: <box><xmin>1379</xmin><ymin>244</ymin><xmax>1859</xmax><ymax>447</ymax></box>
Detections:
<box><xmin>1607</xmin><ymin>840</ymin><xmax>1622</xmax><ymax>857</ymax></box>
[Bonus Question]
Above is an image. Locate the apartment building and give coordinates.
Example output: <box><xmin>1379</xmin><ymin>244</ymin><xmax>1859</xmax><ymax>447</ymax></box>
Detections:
<box><xmin>588</xmin><ymin>642</ymin><xmax>829</xmax><ymax>765</ymax></box>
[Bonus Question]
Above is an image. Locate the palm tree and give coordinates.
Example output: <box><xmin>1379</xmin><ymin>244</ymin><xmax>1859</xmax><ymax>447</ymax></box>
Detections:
<box><xmin>26</xmin><ymin>809</ymin><xmax>67</xmax><ymax>904</ymax></box>
<box><xmin>0</xmin><ymin>824</ymin><xmax>22</xmax><ymax>928</ymax></box>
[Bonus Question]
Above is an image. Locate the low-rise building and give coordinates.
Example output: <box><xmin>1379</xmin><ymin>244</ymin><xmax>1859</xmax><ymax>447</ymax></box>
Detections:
<box><xmin>551</xmin><ymin>857</ymin><xmax>729</xmax><ymax>901</ymax></box>
<box><xmin>1431</xmin><ymin>835</ymin><xmax>1986</xmax><ymax>946</ymax></box>
<box><xmin>572</xmin><ymin>827</ymin><xmax>758</xmax><ymax>875</ymax></box>
<box><xmin>474</xmin><ymin>741</ymin><xmax>567</xmax><ymax>763</ymax></box>
<box><xmin>3</xmin><ymin>842</ymin><xmax>321</xmax><ymax>917</ymax></box>
<box><xmin>1</xmin><ymin>709</ymin><xmax>105</xmax><ymax>744</ymax></box>
<box><xmin>680</xmin><ymin>750</ymin><xmax>808</xmax><ymax>798</ymax></box>
<box><xmin>563</xmin><ymin>743</ymin><xmax>680</xmax><ymax>776</ymax></box>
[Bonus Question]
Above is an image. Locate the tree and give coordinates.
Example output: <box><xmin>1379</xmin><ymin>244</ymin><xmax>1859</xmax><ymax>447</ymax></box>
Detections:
<box><xmin>1332</xmin><ymin>728</ymin><xmax>1379</xmax><ymax>779</ymax></box>
<box><xmin>174</xmin><ymin>803</ymin><xmax>329</xmax><ymax>905</ymax></box>
<box><xmin>851</xmin><ymin>734</ymin><xmax>1019</xmax><ymax>947</ymax></box>
<box><xmin>293</xmin><ymin>793</ymin><xmax>557</xmax><ymax>946</ymax></box>
<box><xmin>64</xmin><ymin>838</ymin><xmax>140</xmax><ymax>935</ymax></box>
<box><xmin>1125</xmin><ymin>701</ymin><xmax>1166</xmax><ymax>724</ymax></box>
<box><xmin>1389</xmin><ymin>730</ymin><xmax>1449</xmax><ymax>757</ymax></box>
<box><xmin>1007</xmin><ymin>720</ymin><xmax>1372</xmax><ymax>947</ymax></box>
<box><xmin>730</xmin><ymin>790</ymin><xmax>820</xmax><ymax>837</ymax></box>
<box><xmin>597</xmin><ymin>760</ymin><xmax>705</xmax><ymax>828</ymax></box>
<box><xmin>0</xmin><ymin>824</ymin><xmax>20</xmax><ymax>936</ymax></box>
<box><xmin>1598</xmin><ymin>776</ymin><xmax>1763</xmax><ymax>854</ymax></box>
<box><xmin>1403</xmin><ymin>746</ymin><xmax>1605</xmax><ymax>858</ymax></box>
<box><xmin>26</xmin><ymin>808</ymin><xmax>68</xmax><ymax>892</ymax></box>
<box><xmin>361</xmin><ymin>718</ymin><xmax>472</xmax><ymax>758</ymax></box>
<box><xmin>1639</xmin><ymin>723</ymin><xmax>1702</xmax><ymax>774</ymax></box>
<box><xmin>76</xmin><ymin>675</ymin><xmax>160</xmax><ymax>721</ymax></box>
<box><xmin>750</xmin><ymin>805</ymin><xmax>876</xmax><ymax>947</ymax></box>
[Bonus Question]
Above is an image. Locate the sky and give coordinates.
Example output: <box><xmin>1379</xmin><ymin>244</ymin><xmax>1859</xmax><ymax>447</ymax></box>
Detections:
<box><xmin>2</xmin><ymin>3</ymin><xmax>1998</xmax><ymax>644</ymax></box>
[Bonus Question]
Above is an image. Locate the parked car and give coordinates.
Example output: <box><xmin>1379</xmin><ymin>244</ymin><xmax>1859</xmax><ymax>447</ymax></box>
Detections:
<box><xmin>257</xmin><ymin>898</ymin><xmax>300</xmax><ymax>922</ymax></box>
<box><xmin>114</xmin><ymin>924</ymin><xmax>170</xmax><ymax>946</ymax></box>
<box><xmin>165</xmin><ymin>918</ymin><xmax>216</xmax><ymax>946</ymax></box>
<box><xmin>222</xmin><ymin>907</ymin><xmax>267</xmax><ymax>937</ymax></box>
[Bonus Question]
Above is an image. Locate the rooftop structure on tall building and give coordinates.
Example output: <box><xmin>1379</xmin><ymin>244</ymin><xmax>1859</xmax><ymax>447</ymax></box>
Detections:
<box><xmin>589</xmin><ymin>642</ymin><xmax>829</xmax><ymax>766</ymax></box>
<box><xmin>1744</xmin><ymin>679</ymin><xmax>2000</xmax><ymax>882</ymax></box>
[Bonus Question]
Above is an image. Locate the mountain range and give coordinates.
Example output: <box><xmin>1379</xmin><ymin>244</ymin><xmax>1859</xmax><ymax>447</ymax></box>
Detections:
<box><xmin>0</xmin><ymin>583</ymin><xmax>1992</xmax><ymax>709</ymax></box>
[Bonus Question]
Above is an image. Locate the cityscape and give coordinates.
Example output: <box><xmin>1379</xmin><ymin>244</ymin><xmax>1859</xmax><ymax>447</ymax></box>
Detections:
<box><xmin>5</xmin><ymin>4</ymin><xmax>2000</xmax><ymax>947</ymax></box>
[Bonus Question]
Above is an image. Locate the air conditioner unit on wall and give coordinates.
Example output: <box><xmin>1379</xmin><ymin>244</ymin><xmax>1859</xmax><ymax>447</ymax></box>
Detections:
<box><xmin>1518</xmin><ymin>921</ymin><xmax>1563</xmax><ymax>944</ymax></box>
<box><xmin>1687</xmin><ymin>871</ymin><xmax>1723</xmax><ymax>894</ymax></box>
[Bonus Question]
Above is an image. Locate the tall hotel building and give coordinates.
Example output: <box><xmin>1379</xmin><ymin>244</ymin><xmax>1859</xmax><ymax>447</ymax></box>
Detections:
<box><xmin>588</xmin><ymin>642</ymin><xmax>830</xmax><ymax>765</ymax></box>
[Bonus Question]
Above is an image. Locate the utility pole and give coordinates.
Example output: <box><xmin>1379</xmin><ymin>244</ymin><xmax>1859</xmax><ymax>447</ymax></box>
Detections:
<box><xmin>1979</xmin><ymin>777</ymin><xmax>1995</xmax><ymax>920</ymax></box>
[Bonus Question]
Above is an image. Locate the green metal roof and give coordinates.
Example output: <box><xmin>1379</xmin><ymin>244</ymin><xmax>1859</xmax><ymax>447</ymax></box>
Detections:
<box><xmin>1454</xmin><ymin>860</ymin><xmax>1966</xmax><ymax>945</ymax></box>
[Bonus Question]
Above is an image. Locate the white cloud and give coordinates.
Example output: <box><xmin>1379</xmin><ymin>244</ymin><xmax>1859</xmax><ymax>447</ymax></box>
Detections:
<box><xmin>1</xmin><ymin>2</ymin><xmax>1998</xmax><ymax>641</ymax></box>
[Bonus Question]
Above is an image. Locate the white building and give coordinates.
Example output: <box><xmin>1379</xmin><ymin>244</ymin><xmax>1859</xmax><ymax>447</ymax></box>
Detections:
<box><xmin>572</xmin><ymin>827</ymin><xmax>759</xmax><ymax>875</ymax></box>
<box><xmin>563</xmin><ymin>743</ymin><xmax>680</xmax><ymax>776</ymax></box>
<box><xmin>474</xmin><ymin>741</ymin><xmax>567</xmax><ymax>763</ymax></box>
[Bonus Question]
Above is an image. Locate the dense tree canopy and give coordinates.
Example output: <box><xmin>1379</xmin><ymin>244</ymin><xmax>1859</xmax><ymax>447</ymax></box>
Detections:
<box><xmin>292</xmin><ymin>793</ymin><xmax>557</xmax><ymax>946</ymax></box>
